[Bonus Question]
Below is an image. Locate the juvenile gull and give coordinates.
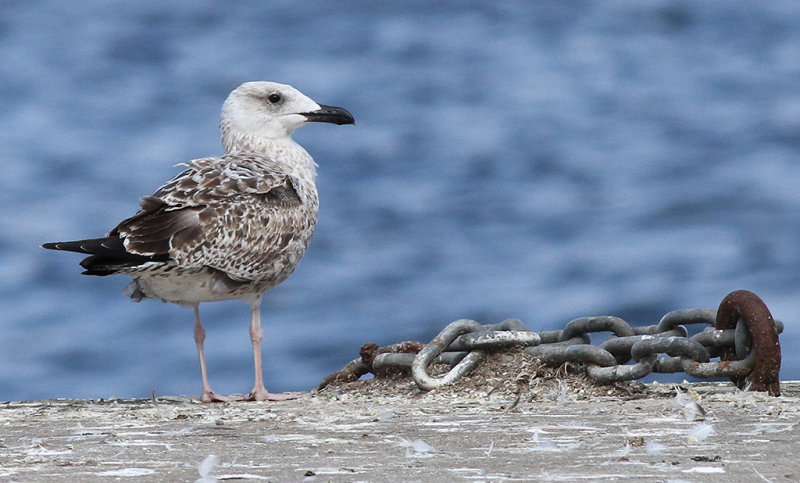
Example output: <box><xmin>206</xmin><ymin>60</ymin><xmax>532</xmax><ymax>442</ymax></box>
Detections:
<box><xmin>43</xmin><ymin>81</ymin><xmax>354</xmax><ymax>402</ymax></box>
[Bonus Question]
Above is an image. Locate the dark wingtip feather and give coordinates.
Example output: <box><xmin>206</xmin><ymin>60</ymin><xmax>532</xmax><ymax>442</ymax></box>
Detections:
<box><xmin>43</xmin><ymin>236</ymin><xmax>170</xmax><ymax>276</ymax></box>
<box><xmin>41</xmin><ymin>240</ymin><xmax>95</xmax><ymax>254</ymax></box>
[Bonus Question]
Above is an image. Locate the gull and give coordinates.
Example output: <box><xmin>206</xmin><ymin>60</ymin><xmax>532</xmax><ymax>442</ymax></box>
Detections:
<box><xmin>42</xmin><ymin>81</ymin><xmax>354</xmax><ymax>402</ymax></box>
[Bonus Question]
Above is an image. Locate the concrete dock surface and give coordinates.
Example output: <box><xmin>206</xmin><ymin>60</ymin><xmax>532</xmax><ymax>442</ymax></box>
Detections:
<box><xmin>1</xmin><ymin>376</ymin><xmax>798</xmax><ymax>482</ymax></box>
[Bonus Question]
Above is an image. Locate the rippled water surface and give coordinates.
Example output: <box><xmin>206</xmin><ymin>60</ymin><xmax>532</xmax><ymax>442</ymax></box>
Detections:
<box><xmin>2</xmin><ymin>1</ymin><xmax>800</xmax><ymax>400</ymax></box>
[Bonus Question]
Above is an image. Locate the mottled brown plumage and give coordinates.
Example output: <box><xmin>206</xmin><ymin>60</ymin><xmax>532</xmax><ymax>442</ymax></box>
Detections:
<box><xmin>43</xmin><ymin>81</ymin><xmax>354</xmax><ymax>401</ymax></box>
<box><xmin>111</xmin><ymin>153</ymin><xmax>316</xmax><ymax>302</ymax></box>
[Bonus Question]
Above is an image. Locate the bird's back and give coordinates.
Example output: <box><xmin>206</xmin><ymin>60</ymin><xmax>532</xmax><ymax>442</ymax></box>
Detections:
<box><xmin>54</xmin><ymin>153</ymin><xmax>318</xmax><ymax>304</ymax></box>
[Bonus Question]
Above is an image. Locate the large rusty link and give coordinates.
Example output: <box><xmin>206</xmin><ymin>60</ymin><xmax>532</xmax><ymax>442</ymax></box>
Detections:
<box><xmin>715</xmin><ymin>290</ymin><xmax>782</xmax><ymax>396</ymax></box>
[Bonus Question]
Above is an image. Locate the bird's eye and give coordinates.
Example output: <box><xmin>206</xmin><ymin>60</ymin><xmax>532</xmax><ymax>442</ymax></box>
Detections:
<box><xmin>267</xmin><ymin>93</ymin><xmax>282</xmax><ymax>104</ymax></box>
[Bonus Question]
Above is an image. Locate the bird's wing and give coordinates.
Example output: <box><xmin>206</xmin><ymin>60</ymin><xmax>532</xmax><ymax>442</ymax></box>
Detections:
<box><xmin>112</xmin><ymin>154</ymin><xmax>309</xmax><ymax>280</ymax></box>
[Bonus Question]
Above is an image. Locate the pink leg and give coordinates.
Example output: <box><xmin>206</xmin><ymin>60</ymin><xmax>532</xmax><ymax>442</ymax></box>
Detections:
<box><xmin>247</xmin><ymin>297</ymin><xmax>303</xmax><ymax>401</ymax></box>
<box><xmin>193</xmin><ymin>305</ymin><xmax>233</xmax><ymax>402</ymax></box>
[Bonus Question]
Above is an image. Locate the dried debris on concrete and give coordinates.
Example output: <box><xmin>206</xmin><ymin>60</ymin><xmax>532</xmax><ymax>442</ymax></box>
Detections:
<box><xmin>317</xmin><ymin>347</ymin><xmax>646</xmax><ymax>403</ymax></box>
<box><xmin>1</xmin><ymin>376</ymin><xmax>798</xmax><ymax>481</ymax></box>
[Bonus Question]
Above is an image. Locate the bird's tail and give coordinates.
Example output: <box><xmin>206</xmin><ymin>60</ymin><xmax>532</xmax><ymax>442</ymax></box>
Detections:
<box><xmin>42</xmin><ymin>237</ymin><xmax>164</xmax><ymax>275</ymax></box>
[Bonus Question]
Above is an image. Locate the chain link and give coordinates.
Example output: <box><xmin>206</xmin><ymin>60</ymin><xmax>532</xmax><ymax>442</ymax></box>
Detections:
<box><xmin>319</xmin><ymin>290</ymin><xmax>784</xmax><ymax>396</ymax></box>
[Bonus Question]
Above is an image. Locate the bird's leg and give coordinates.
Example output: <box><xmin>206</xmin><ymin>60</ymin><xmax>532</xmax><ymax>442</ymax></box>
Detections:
<box><xmin>247</xmin><ymin>297</ymin><xmax>303</xmax><ymax>401</ymax></box>
<box><xmin>193</xmin><ymin>305</ymin><xmax>233</xmax><ymax>402</ymax></box>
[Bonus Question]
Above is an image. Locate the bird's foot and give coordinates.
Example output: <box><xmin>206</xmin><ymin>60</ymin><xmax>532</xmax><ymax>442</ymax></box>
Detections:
<box><xmin>199</xmin><ymin>390</ymin><xmax>240</xmax><ymax>403</ymax></box>
<box><xmin>246</xmin><ymin>388</ymin><xmax>308</xmax><ymax>402</ymax></box>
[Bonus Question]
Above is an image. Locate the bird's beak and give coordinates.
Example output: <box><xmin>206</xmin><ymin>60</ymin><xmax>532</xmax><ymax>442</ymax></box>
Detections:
<box><xmin>302</xmin><ymin>105</ymin><xmax>355</xmax><ymax>125</ymax></box>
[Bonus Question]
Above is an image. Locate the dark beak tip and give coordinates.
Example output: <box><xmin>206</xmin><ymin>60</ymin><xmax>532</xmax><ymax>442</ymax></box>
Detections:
<box><xmin>304</xmin><ymin>105</ymin><xmax>355</xmax><ymax>125</ymax></box>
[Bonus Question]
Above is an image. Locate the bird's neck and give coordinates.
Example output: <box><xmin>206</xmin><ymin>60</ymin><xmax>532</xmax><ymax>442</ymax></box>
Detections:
<box><xmin>222</xmin><ymin>132</ymin><xmax>318</xmax><ymax>182</ymax></box>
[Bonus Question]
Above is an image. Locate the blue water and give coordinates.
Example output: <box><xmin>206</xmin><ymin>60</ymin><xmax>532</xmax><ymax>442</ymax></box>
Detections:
<box><xmin>2</xmin><ymin>1</ymin><xmax>800</xmax><ymax>401</ymax></box>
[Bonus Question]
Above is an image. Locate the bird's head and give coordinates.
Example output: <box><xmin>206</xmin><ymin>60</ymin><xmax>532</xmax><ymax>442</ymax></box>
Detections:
<box><xmin>220</xmin><ymin>81</ymin><xmax>354</xmax><ymax>152</ymax></box>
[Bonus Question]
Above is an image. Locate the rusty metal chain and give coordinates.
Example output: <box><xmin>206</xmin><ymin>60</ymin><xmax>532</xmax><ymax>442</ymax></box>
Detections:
<box><xmin>319</xmin><ymin>290</ymin><xmax>784</xmax><ymax>396</ymax></box>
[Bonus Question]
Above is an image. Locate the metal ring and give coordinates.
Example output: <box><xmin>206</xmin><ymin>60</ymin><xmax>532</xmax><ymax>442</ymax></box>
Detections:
<box><xmin>411</xmin><ymin>319</ymin><xmax>486</xmax><ymax>390</ymax></box>
<box><xmin>558</xmin><ymin>316</ymin><xmax>636</xmax><ymax>343</ymax></box>
<box><xmin>586</xmin><ymin>355</ymin><xmax>656</xmax><ymax>383</ymax></box>
<box><xmin>448</xmin><ymin>330</ymin><xmax>541</xmax><ymax>352</ymax></box>
<box><xmin>655</xmin><ymin>308</ymin><xmax>716</xmax><ymax>333</ymax></box>
<box><xmin>630</xmin><ymin>336</ymin><xmax>710</xmax><ymax>363</ymax></box>
<box><xmin>715</xmin><ymin>290</ymin><xmax>782</xmax><ymax>395</ymax></box>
